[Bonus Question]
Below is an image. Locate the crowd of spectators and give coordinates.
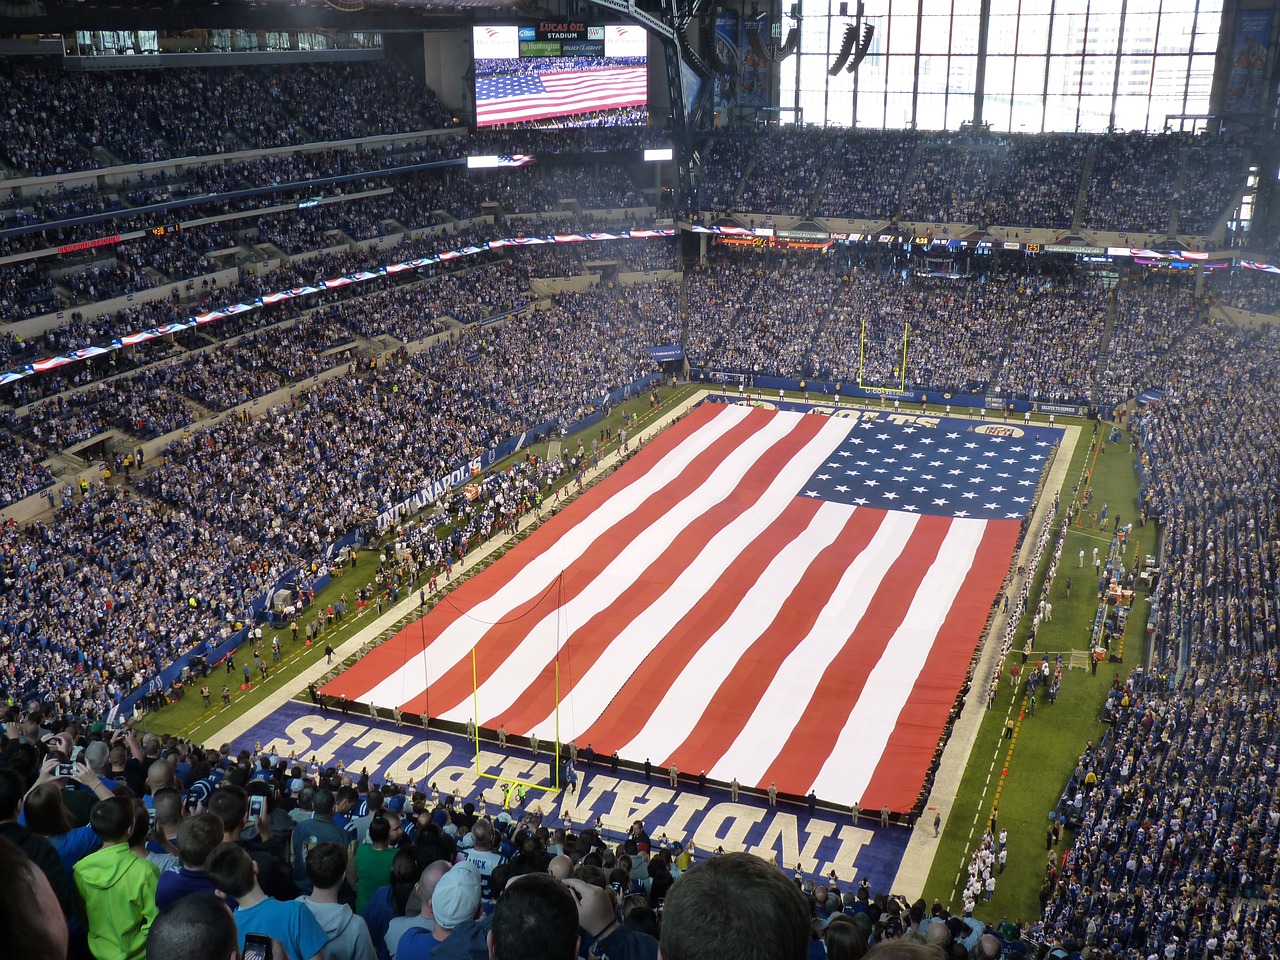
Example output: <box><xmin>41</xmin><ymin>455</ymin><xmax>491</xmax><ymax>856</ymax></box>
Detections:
<box><xmin>1207</xmin><ymin>267</ymin><xmax>1280</xmax><ymax>316</ymax></box>
<box><xmin>814</xmin><ymin>131</ymin><xmax>916</xmax><ymax>220</ymax></box>
<box><xmin>735</xmin><ymin>128</ymin><xmax>829</xmax><ymax>216</ymax></box>
<box><xmin>1176</xmin><ymin>144</ymin><xmax>1246</xmax><ymax>235</ymax></box>
<box><xmin>991</xmin><ymin>274</ymin><xmax>1109</xmax><ymax>403</ymax></box>
<box><xmin>0</xmin><ymin>427</ymin><xmax>55</xmax><ymax>507</ymax></box>
<box><xmin>1035</xmin><ymin>318</ymin><xmax>1280</xmax><ymax>958</ymax></box>
<box><xmin>683</xmin><ymin>251</ymin><xmax>1112</xmax><ymax>403</ymax></box>
<box><xmin>0</xmin><ymin>61</ymin><xmax>455</xmax><ymax>177</ymax></box>
<box><xmin>516</xmin><ymin>238</ymin><xmax>677</xmax><ymax>277</ymax></box>
<box><xmin>984</xmin><ymin>135</ymin><xmax>1089</xmax><ymax>230</ymax></box>
<box><xmin>1081</xmin><ymin>134</ymin><xmax>1180</xmax><ymax>234</ymax></box>
<box><xmin>1099</xmin><ymin>278</ymin><xmax>1200</xmax><ymax>404</ymax></box>
<box><xmin>3</xmin><ymin>716</ymin><xmax>1027</xmax><ymax>960</ymax></box>
<box><xmin>899</xmin><ymin>145</ymin><xmax>998</xmax><ymax>225</ymax></box>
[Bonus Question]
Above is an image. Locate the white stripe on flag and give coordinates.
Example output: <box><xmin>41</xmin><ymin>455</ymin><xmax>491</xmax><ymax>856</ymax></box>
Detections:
<box><xmin>355</xmin><ymin>403</ymin><xmax>754</xmax><ymax>707</ymax></box>
<box><xmin>615</xmin><ymin>500</ymin><xmax>889</xmax><ymax>764</ymax></box>
<box><xmin>808</xmin><ymin>518</ymin><xmax>990</xmax><ymax>801</ymax></box>
<box><xmin>438</xmin><ymin>414</ymin><xmax>850</xmax><ymax>731</ymax></box>
<box><xmin>694</xmin><ymin>510</ymin><xmax>923</xmax><ymax>784</ymax></box>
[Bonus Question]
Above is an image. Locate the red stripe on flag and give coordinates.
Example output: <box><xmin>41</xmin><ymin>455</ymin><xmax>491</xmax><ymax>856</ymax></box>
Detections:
<box><xmin>601</xmin><ymin>505</ymin><xmax>887</xmax><ymax>763</ymax></box>
<box><xmin>513</xmin><ymin>495</ymin><xmax>830</xmax><ymax>744</ymax></box>
<box><xmin>754</xmin><ymin>514</ymin><xmax>955</xmax><ymax>790</ymax></box>
<box><xmin>860</xmin><ymin>519</ymin><xmax>1019</xmax><ymax>810</ymax></box>
<box><xmin>392</xmin><ymin>409</ymin><xmax>810</xmax><ymax>718</ymax></box>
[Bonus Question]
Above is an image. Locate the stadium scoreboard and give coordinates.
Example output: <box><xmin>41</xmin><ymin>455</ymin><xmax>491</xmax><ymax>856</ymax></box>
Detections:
<box><xmin>474</xmin><ymin>24</ymin><xmax>646</xmax><ymax>60</ymax></box>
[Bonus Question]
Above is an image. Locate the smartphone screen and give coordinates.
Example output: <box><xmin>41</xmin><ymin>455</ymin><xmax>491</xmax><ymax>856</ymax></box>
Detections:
<box><xmin>248</xmin><ymin>796</ymin><xmax>266</xmax><ymax>819</ymax></box>
<box><xmin>243</xmin><ymin>933</ymin><xmax>271</xmax><ymax>960</ymax></box>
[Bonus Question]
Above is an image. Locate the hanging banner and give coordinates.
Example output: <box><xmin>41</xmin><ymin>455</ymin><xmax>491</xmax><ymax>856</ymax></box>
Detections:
<box><xmin>1226</xmin><ymin>9</ymin><xmax>1271</xmax><ymax>113</ymax></box>
<box><xmin>714</xmin><ymin>10</ymin><xmax>740</xmax><ymax>110</ymax></box>
<box><xmin>740</xmin><ymin>12</ymin><xmax>770</xmax><ymax>108</ymax></box>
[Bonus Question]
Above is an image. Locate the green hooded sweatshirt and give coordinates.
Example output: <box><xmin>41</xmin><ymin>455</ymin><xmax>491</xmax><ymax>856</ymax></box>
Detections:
<box><xmin>73</xmin><ymin>843</ymin><xmax>160</xmax><ymax>960</ymax></box>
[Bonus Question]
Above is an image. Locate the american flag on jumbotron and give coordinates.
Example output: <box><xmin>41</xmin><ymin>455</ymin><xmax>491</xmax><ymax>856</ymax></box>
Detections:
<box><xmin>323</xmin><ymin>403</ymin><xmax>1061</xmax><ymax>810</ymax></box>
<box><xmin>475</xmin><ymin>66</ymin><xmax>647</xmax><ymax>127</ymax></box>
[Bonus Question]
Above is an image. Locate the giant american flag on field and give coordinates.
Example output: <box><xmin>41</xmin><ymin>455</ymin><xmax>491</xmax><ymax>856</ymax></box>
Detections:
<box><xmin>323</xmin><ymin>402</ymin><xmax>1062</xmax><ymax>810</ymax></box>
<box><xmin>475</xmin><ymin>64</ymin><xmax>647</xmax><ymax>127</ymax></box>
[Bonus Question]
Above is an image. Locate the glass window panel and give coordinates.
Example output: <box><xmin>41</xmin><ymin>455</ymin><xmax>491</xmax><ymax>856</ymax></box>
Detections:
<box><xmin>949</xmin><ymin>54</ymin><xmax>977</xmax><ymax>94</ymax></box>
<box><xmin>888</xmin><ymin>13</ymin><xmax>920</xmax><ymax>54</ymax></box>
<box><xmin>918</xmin><ymin>13</ymin><xmax>952</xmax><ymax>54</ymax></box>
<box><xmin>1017</xmin><ymin>15</ymin><xmax>1050</xmax><ymax>55</ymax></box>
<box><xmin>1043</xmin><ymin>94</ymin><xmax>1079</xmax><ymax>132</ymax></box>
<box><xmin>1051</xmin><ymin>15</ymin><xmax>1088</xmax><ymax>55</ymax></box>
<box><xmin>1117</xmin><ymin>55</ymin><xmax>1154</xmax><ymax>97</ymax></box>
<box><xmin>989</xmin><ymin>13</ymin><xmax>1021</xmax><ymax>51</ymax></box>
<box><xmin>1193</xmin><ymin>9</ymin><xmax>1223</xmax><ymax>54</ymax></box>
<box><xmin>802</xmin><ymin>12</ymin><xmax>830</xmax><ymax>48</ymax></box>
<box><xmin>885</xmin><ymin>90</ymin><xmax>914</xmax><ymax>127</ymax></box>
<box><xmin>946</xmin><ymin>89</ymin><xmax>973</xmax><ymax>128</ymax></box>
<box><xmin>989</xmin><ymin>0</ymin><xmax>1020</xmax><ymax>13</ymax></box>
<box><xmin>951</xmin><ymin>15</ymin><xmax>981</xmax><ymax>55</ymax></box>
<box><xmin>917</xmin><ymin>92</ymin><xmax>947</xmax><ymax>130</ymax></box>
<box><xmin>1160</xmin><ymin>0</ymin><xmax>1199</xmax><ymax>11</ymax></box>
<box><xmin>986</xmin><ymin>55</ymin><xmax>1016</xmax><ymax>96</ymax></box>
<box><xmin>983</xmin><ymin>93</ymin><xmax>1014</xmax><ymax>131</ymax></box>
<box><xmin>1112</xmin><ymin>93</ymin><xmax>1152</xmax><ymax>131</ymax></box>
<box><xmin>1185</xmin><ymin>53</ymin><xmax>1215</xmax><ymax>109</ymax></box>
<box><xmin>918</xmin><ymin>53</ymin><xmax>948</xmax><ymax>93</ymax></box>
<box><xmin>857</xmin><ymin>85</ymin><xmax>887</xmax><ymax>128</ymax></box>
<box><xmin>1081</xmin><ymin>55</ymin><xmax>1116</xmax><ymax>98</ymax></box>
<box><xmin>1076</xmin><ymin>95</ymin><xmax>1111</xmax><ymax>131</ymax></box>
<box><xmin>1010</xmin><ymin>93</ymin><xmax>1045</xmax><ymax>132</ymax></box>
<box><xmin>887</xmin><ymin>53</ymin><xmax>917</xmax><ymax>91</ymax></box>
<box><xmin>1046</xmin><ymin>54</ymin><xmax>1081</xmax><ymax>97</ymax></box>
<box><xmin>1086</xmin><ymin>13</ymin><xmax>1122</xmax><ymax>57</ymax></box>
<box><xmin>1147</xmin><ymin>94</ymin><xmax>1187</xmax><ymax>131</ymax></box>
<box><xmin>1126</xmin><ymin>0</ymin><xmax>1163</xmax><ymax>13</ymax></box>
<box><xmin>1158</xmin><ymin>11</ymin><xmax>1195</xmax><ymax>54</ymax></box>
<box><xmin>1122</xmin><ymin>11</ymin><xmax>1160</xmax><ymax>53</ymax></box>
<box><xmin>1056</xmin><ymin>0</ymin><xmax>1090</xmax><ymax>15</ymax></box>
<box><xmin>799</xmin><ymin>85</ymin><xmax>827</xmax><ymax>124</ymax></box>
<box><xmin>953</xmin><ymin>0</ymin><xmax>981</xmax><ymax>15</ymax></box>
<box><xmin>1013</xmin><ymin>55</ymin><xmax>1046</xmax><ymax>95</ymax></box>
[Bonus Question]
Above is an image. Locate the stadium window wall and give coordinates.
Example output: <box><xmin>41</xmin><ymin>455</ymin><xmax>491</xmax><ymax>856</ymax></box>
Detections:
<box><xmin>779</xmin><ymin>0</ymin><xmax>1222</xmax><ymax>132</ymax></box>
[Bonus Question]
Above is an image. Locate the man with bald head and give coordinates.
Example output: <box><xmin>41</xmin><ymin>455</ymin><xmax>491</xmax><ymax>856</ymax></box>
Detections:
<box><xmin>146</xmin><ymin>759</ymin><xmax>176</xmax><ymax>799</ymax></box>
<box><xmin>385</xmin><ymin>860</ymin><xmax>450</xmax><ymax>959</ymax></box>
<box><xmin>547</xmin><ymin>855</ymin><xmax>573</xmax><ymax>880</ymax></box>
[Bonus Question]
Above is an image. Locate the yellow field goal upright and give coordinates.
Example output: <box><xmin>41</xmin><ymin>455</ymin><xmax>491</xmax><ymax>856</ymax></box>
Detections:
<box><xmin>469</xmin><ymin>647</ymin><xmax>563</xmax><ymax>796</ymax></box>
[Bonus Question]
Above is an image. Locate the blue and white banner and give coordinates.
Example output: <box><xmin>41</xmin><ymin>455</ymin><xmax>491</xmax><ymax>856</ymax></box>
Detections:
<box><xmin>242</xmin><ymin>699</ymin><xmax>909</xmax><ymax>887</ymax></box>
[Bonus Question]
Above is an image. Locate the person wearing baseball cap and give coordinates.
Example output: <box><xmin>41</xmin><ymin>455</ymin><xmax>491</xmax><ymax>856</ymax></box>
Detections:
<box><xmin>397</xmin><ymin>861</ymin><xmax>482</xmax><ymax>960</ymax></box>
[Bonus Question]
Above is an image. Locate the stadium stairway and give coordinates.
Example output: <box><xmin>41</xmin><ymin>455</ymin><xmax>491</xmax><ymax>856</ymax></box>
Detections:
<box><xmin>1070</xmin><ymin>141</ymin><xmax>1099</xmax><ymax>233</ymax></box>
<box><xmin>1092</xmin><ymin>289</ymin><xmax>1121</xmax><ymax>392</ymax></box>
<box><xmin>807</xmin><ymin>151</ymin><xmax>839</xmax><ymax>215</ymax></box>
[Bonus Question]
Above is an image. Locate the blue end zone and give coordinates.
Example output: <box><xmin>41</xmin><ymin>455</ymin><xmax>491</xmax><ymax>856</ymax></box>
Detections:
<box><xmin>238</xmin><ymin>699</ymin><xmax>911</xmax><ymax>893</ymax></box>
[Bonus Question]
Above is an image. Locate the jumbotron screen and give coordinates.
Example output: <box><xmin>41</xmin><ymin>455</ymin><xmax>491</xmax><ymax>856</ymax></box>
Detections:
<box><xmin>472</xmin><ymin>23</ymin><xmax>648</xmax><ymax>129</ymax></box>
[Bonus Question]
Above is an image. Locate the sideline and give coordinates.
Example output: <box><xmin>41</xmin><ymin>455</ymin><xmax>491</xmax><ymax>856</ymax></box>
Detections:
<box><xmin>890</xmin><ymin>421</ymin><xmax>1082</xmax><ymax>899</ymax></box>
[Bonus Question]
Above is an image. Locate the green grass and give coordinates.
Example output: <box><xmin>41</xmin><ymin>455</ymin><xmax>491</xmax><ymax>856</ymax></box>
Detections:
<box><xmin>925</xmin><ymin>418</ymin><xmax>1150</xmax><ymax>922</ymax></box>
